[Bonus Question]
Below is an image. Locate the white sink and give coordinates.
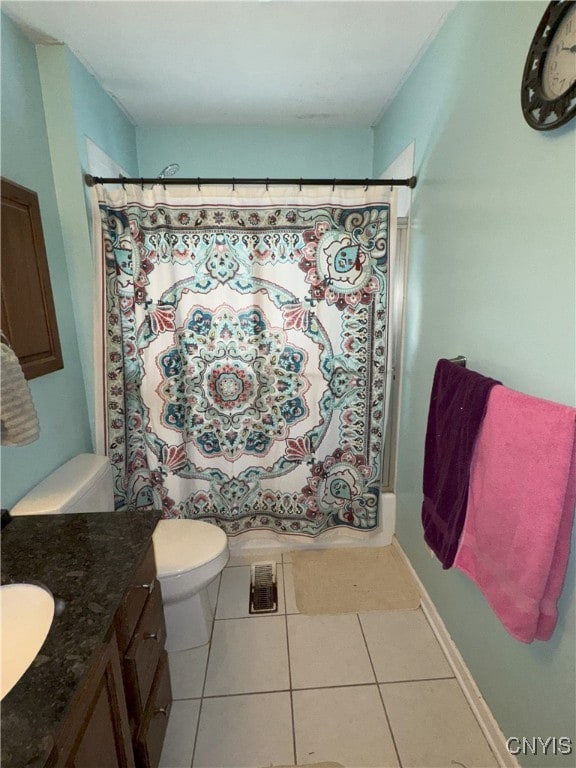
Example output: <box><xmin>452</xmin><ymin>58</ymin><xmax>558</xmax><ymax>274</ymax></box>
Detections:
<box><xmin>1</xmin><ymin>583</ymin><xmax>55</xmax><ymax>699</ymax></box>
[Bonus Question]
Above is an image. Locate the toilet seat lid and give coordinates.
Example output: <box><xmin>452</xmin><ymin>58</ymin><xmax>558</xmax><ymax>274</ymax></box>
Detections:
<box><xmin>152</xmin><ymin>519</ymin><xmax>228</xmax><ymax>577</ymax></box>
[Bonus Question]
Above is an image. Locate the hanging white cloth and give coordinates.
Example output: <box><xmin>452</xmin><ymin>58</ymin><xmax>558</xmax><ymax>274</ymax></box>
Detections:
<box><xmin>0</xmin><ymin>341</ymin><xmax>40</xmax><ymax>446</ymax></box>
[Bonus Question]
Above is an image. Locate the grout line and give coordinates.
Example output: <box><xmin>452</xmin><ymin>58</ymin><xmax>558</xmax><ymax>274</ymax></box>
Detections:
<box><xmin>291</xmin><ymin>681</ymin><xmax>384</xmax><ymax>693</ymax></box>
<box><xmin>226</xmin><ymin>561</ymin><xmax>282</xmax><ymax>568</ymax></box>
<box><xmin>202</xmin><ymin>687</ymin><xmax>292</xmax><ymax>699</ymax></box>
<box><xmin>225</xmin><ymin>552</ymin><xmax>287</xmax><ymax>567</ymax></box>
<box><xmin>196</xmin><ymin>678</ymin><xmax>460</xmax><ymax>700</ymax></box>
<box><xmin>357</xmin><ymin>613</ymin><xmax>404</xmax><ymax>768</ymax></box>
<box><xmin>282</xmin><ymin>557</ymin><xmax>298</xmax><ymax>766</ymax></box>
<box><xmin>290</xmin><ymin>676</ymin><xmax>455</xmax><ymax>692</ymax></box>
<box><xmin>170</xmin><ymin>693</ymin><xmax>203</xmax><ymax>702</ymax></box>
<box><xmin>214</xmin><ymin>612</ymin><xmax>284</xmax><ymax>621</ymax></box>
<box><xmin>225</xmin><ymin>562</ymin><xmax>253</xmax><ymax>568</ymax></box>
<box><xmin>190</xmin><ymin>573</ymin><xmax>223</xmax><ymax>768</ymax></box>
<box><xmin>214</xmin><ymin>610</ymin><xmax>302</xmax><ymax>620</ymax></box>
<box><xmin>378</xmin><ymin>674</ymin><xmax>456</xmax><ymax>685</ymax></box>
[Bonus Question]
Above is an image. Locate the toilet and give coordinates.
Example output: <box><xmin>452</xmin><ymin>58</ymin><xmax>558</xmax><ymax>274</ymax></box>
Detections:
<box><xmin>10</xmin><ymin>453</ymin><xmax>229</xmax><ymax>651</ymax></box>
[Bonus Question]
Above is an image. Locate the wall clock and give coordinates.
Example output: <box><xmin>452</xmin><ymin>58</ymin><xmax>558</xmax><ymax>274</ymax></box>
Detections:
<box><xmin>521</xmin><ymin>0</ymin><xmax>576</xmax><ymax>131</ymax></box>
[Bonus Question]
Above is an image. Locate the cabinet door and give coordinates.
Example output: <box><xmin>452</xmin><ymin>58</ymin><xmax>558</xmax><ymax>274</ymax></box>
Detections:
<box><xmin>136</xmin><ymin>652</ymin><xmax>172</xmax><ymax>768</ymax></box>
<box><xmin>55</xmin><ymin>634</ymin><xmax>135</xmax><ymax>768</ymax></box>
<box><xmin>123</xmin><ymin>583</ymin><xmax>166</xmax><ymax>725</ymax></box>
<box><xmin>0</xmin><ymin>178</ymin><xmax>63</xmax><ymax>379</ymax></box>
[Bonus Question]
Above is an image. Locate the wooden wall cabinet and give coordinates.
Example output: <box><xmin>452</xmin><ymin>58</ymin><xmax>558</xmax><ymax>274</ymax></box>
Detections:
<box><xmin>1</xmin><ymin>177</ymin><xmax>63</xmax><ymax>379</ymax></box>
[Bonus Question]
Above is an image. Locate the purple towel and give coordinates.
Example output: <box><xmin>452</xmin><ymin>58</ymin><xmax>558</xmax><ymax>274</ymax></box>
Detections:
<box><xmin>422</xmin><ymin>359</ymin><xmax>501</xmax><ymax>569</ymax></box>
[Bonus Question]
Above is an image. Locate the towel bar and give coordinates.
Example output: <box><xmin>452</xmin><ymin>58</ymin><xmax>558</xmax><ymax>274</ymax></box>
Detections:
<box><xmin>449</xmin><ymin>355</ymin><xmax>467</xmax><ymax>367</ymax></box>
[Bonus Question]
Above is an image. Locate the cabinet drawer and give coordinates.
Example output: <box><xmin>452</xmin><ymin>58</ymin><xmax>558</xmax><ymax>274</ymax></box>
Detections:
<box><xmin>124</xmin><ymin>582</ymin><xmax>166</xmax><ymax>722</ymax></box>
<box><xmin>136</xmin><ymin>652</ymin><xmax>172</xmax><ymax>768</ymax></box>
<box><xmin>115</xmin><ymin>545</ymin><xmax>157</xmax><ymax>656</ymax></box>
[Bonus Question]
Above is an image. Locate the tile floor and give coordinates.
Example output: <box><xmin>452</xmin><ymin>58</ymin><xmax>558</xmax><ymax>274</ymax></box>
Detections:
<box><xmin>159</xmin><ymin>549</ymin><xmax>499</xmax><ymax>768</ymax></box>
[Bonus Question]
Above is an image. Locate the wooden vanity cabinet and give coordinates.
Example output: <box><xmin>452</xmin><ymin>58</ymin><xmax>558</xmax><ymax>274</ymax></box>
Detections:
<box><xmin>52</xmin><ymin>543</ymin><xmax>171</xmax><ymax>768</ymax></box>
<box><xmin>114</xmin><ymin>543</ymin><xmax>172</xmax><ymax>768</ymax></box>
<box><xmin>52</xmin><ymin>632</ymin><xmax>135</xmax><ymax>768</ymax></box>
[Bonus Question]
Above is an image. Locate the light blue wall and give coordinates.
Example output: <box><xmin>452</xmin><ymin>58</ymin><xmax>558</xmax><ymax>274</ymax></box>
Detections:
<box><xmin>0</xmin><ymin>14</ymin><xmax>92</xmax><ymax>508</ymax></box>
<box><xmin>35</xmin><ymin>45</ymin><xmax>139</xmax><ymax>446</ymax></box>
<box><xmin>137</xmin><ymin>125</ymin><xmax>373</xmax><ymax>178</ymax></box>
<box><xmin>373</xmin><ymin>2</ymin><xmax>575</xmax><ymax>762</ymax></box>
<box><xmin>67</xmin><ymin>50</ymin><xmax>139</xmax><ymax>177</ymax></box>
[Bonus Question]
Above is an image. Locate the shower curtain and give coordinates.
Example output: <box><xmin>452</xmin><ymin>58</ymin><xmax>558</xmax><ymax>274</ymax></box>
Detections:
<box><xmin>93</xmin><ymin>183</ymin><xmax>396</xmax><ymax>537</ymax></box>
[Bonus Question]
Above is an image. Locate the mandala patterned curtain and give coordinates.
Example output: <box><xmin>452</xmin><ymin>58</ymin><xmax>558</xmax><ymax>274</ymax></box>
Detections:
<box><xmin>93</xmin><ymin>184</ymin><xmax>396</xmax><ymax>537</ymax></box>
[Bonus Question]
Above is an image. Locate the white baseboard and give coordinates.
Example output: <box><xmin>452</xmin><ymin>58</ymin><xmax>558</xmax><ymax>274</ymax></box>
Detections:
<box><xmin>392</xmin><ymin>536</ymin><xmax>520</xmax><ymax>768</ymax></box>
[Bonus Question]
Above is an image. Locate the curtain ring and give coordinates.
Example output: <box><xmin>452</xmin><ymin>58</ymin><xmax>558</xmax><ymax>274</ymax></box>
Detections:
<box><xmin>121</xmin><ymin>175</ymin><xmax>126</xmax><ymax>190</ymax></box>
<box><xmin>140</xmin><ymin>178</ymin><xmax>145</xmax><ymax>190</ymax></box>
<box><xmin>299</xmin><ymin>178</ymin><xmax>303</xmax><ymax>192</ymax></box>
<box><xmin>266</xmin><ymin>178</ymin><xmax>269</xmax><ymax>191</ymax></box>
<box><xmin>232</xmin><ymin>177</ymin><xmax>236</xmax><ymax>192</ymax></box>
<box><xmin>197</xmin><ymin>177</ymin><xmax>201</xmax><ymax>191</ymax></box>
<box><xmin>332</xmin><ymin>179</ymin><xmax>336</xmax><ymax>192</ymax></box>
<box><xmin>364</xmin><ymin>178</ymin><xmax>369</xmax><ymax>191</ymax></box>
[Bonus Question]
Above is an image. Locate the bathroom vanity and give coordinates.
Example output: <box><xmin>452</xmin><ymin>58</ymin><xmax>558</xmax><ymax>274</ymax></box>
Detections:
<box><xmin>0</xmin><ymin>510</ymin><xmax>171</xmax><ymax>768</ymax></box>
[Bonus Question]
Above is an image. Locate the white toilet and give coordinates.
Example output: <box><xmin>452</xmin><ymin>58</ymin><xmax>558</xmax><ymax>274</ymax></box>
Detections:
<box><xmin>10</xmin><ymin>453</ymin><xmax>229</xmax><ymax>651</ymax></box>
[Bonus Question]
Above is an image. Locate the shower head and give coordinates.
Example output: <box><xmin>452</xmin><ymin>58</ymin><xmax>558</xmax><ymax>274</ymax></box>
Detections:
<box><xmin>158</xmin><ymin>163</ymin><xmax>180</xmax><ymax>178</ymax></box>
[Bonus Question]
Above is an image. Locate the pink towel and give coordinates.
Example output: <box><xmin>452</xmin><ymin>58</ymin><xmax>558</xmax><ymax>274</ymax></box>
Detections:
<box><xmin>454</xmin><ymin>385</ymin><xmax>576</xmax><ymax>643</ymax></box>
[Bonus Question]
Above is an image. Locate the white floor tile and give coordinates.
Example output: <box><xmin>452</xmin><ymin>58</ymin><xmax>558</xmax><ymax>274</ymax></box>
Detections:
<box><xmin>160</xmin><ymin>548</ymin><xmax>503</xmax><ymax>768</ymax></box>
<box><xmin>193</xmin><ymin>692</ymin><xmax>294</xmax><ymax>768</ymax></box>
<box><xmin>227</xmin><ymin>548</ymin><xmax>285</xmax><ymax>566</ymax></box>
<box><xmin>207</xmin><ymin>574</ymin><xmax>220</xmax><ymax>616</ymax></box>
<box><xmin>204</xmin><ymin>616</ymin><xmax>290</xmax><ymax>696</ymax></box>
<box><xmin>282</xmin><ymin>562</ymin><xmax>299</xmax><ymax>614</ymax></box>
<box><xmin>293</xmin><ymin>685</ymin><xmax>399</xmax><ymax>767</ymax></box>
<box><xmin>288</xmin><ymin>614</ymin><xmax>375</xmax><ymax>689</ymax></box>
<box><xmin>159</xmin><ymin>699</ymin><xmax>200</xmax><ymax>768</ymax></box>
<box><xmin>380</xmin><ymin>679</ymin><xmax>499</xmax><ymax>767</ymax></box>
<box><xmin>360</xmin><ymin>608</ymin><xmax>453</xmax><ymax>682</ymax></box>
<box><xmin>168</xmin><ymin>646</ymin><xmax>209</xmax><ymax>700</ymax></box>
<box><xmin>217</xmin><ymin>564</ymin><xmax>285</xmax><ymax>619</ymax></box>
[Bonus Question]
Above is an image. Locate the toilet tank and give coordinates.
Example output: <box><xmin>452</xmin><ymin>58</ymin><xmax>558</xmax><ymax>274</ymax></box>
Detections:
<box><xmin>10</xmin><ymin>454</ymin><xmax>115</xmax><ymax>516</ymax></box>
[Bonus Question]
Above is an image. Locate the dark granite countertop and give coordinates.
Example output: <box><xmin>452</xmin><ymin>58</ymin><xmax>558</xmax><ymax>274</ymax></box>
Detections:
<box><xmin>1</xmin><ymin>510</ymin><xmax>162</xmax><ymax>768</ymax></box>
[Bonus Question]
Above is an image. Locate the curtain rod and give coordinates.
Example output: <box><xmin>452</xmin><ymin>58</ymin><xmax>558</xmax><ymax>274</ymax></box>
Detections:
<box><xmin>84</xmin><ymin>173</ymin><xmax>417</xmax><ymax>189</ymax></box>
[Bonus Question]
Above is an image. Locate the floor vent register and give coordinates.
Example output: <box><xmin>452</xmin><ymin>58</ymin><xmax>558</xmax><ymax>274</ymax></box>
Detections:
<box><xmin>249</xmin><ymin>561</ymin><xmax>278</xmax><ymax>614</ymax></box>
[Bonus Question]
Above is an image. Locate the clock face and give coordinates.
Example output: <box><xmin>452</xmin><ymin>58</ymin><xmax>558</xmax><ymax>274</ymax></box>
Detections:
<box><xmin>521</xmin><ymin>1</ymin><xmax>576</xmax><ymax>130</ymax></box>
<box><xmin>542</xmin><ymin>4</ymin><xmax>576</xmax><ymax>98</ymax></box>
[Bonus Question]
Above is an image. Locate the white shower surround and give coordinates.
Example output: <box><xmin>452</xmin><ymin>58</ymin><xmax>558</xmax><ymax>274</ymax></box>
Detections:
<box><xmin>228</xmin><ymin>492</ymin><xmax>396</xmax><ymax>554</ymax></box>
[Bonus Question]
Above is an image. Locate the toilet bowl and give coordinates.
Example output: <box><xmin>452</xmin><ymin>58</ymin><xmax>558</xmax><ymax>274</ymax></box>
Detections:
<box><xmin>10</xmin><ymin>454</ymin><xmax>229</xmax><ymax>651</ymax></box>
<box><xmin>152</xmin><ymin>518</ymin><xmax>229</xmax><ymax>650</ymax></box>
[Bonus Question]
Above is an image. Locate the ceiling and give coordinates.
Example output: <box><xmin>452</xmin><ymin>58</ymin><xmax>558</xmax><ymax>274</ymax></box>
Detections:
<box><xmin>3</xmin><ymin>1</ymin><xmax>457</xmax><ymax>128</ymax></box>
